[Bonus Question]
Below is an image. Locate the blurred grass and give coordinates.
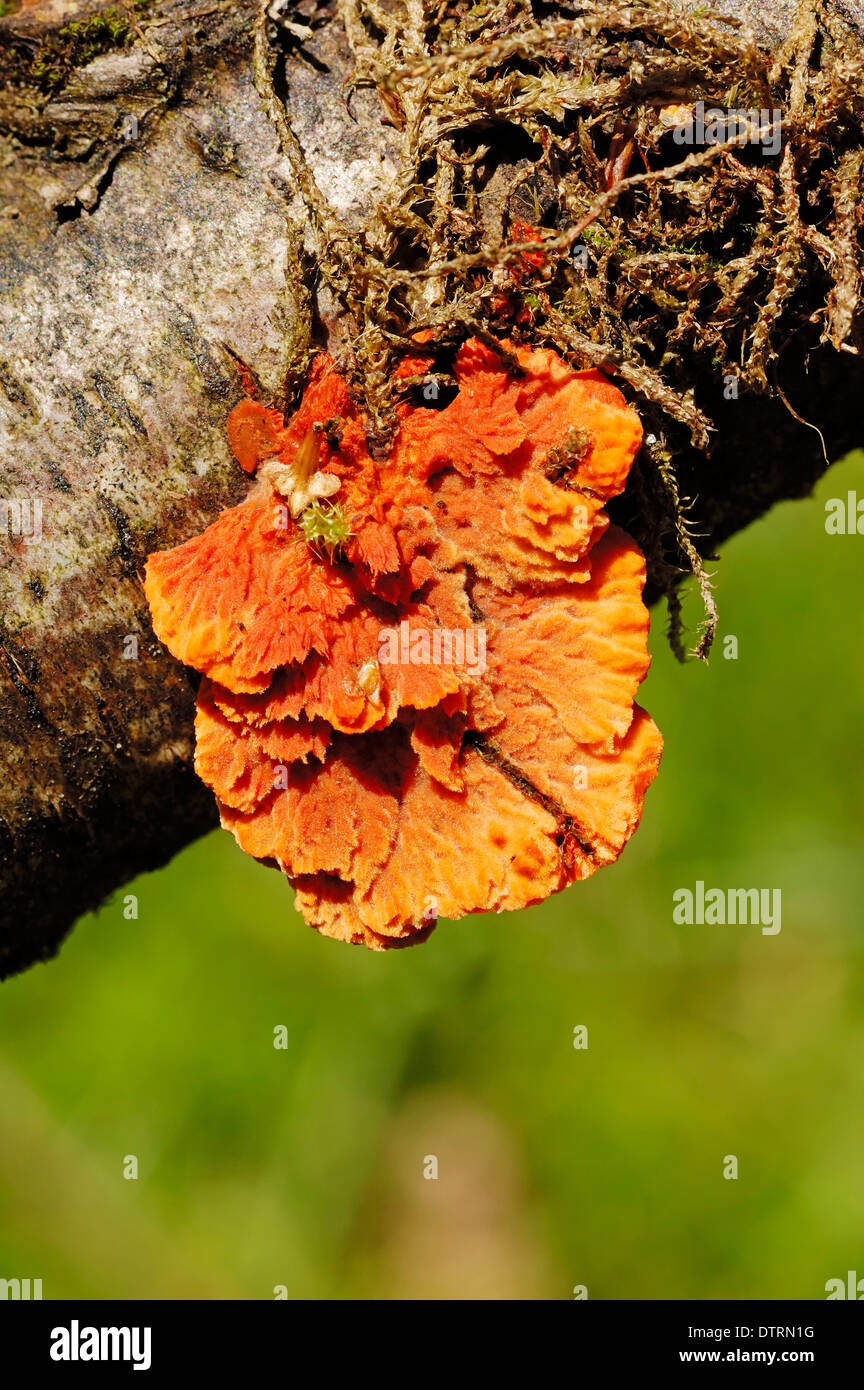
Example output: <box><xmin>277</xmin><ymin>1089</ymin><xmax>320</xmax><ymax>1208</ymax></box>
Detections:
<box><xmin>1</xmin><ymin>453</ymin><xmax>863</xmax><ymax>1301</ymax></box>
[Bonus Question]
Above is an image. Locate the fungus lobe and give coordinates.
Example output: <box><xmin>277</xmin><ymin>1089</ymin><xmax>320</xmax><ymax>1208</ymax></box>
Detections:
<box><xmin>145</xmin><ymin>339</ymin><xmax>662</xmax><ymax>949</ymax></box>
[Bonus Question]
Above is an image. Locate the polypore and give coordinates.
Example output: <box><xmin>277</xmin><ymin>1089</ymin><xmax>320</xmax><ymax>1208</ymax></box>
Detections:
<box><xmin>145</xmin><ymin>340</ymin><xmax>662</xmax><ymax>948</ymax></box>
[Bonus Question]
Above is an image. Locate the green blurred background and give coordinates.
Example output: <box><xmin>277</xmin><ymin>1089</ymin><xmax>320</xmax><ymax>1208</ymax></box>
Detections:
<box><xmin>1</xmin><ymin>453</ymin><xmax>862</xmax><ymax>1302</ymax></box>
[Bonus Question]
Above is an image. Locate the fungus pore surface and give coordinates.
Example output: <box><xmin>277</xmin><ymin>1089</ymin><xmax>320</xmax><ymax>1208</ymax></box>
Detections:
<box><xmin>145</xmin><ymin>339</ymin><xmax>662</xmax><ymax>949</ymax></box>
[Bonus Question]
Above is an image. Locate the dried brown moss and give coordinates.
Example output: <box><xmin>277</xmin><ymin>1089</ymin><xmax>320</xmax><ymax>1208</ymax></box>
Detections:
<box><xmin>254</xmin><ymin>0</ymin><xmax>864</xmax><ymax>658</ymax></box>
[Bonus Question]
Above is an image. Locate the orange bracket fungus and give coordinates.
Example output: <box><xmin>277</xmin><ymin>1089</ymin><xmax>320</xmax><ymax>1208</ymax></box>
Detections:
<box><xmin>145</xmin><ymin>340</ymin><xmax>662</xmax><ymax>949</ymax></box>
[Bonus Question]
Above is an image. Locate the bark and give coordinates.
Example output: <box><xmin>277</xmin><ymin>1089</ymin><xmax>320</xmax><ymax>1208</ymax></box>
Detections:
<box><xmin>1</xmin><ymin>0</ymin><xmax>862</xmax><ymax>979</ymax></box>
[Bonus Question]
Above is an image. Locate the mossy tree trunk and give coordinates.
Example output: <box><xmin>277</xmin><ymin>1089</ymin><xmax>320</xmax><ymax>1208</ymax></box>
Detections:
<box><xmin>1</xmin><ymin>0</ymin><xmax>862</xmax><ymax>978</ymax></box>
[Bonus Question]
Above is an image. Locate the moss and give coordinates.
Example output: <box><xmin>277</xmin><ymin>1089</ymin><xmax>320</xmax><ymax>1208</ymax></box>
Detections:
<box><xmin>31</xmin><ymin>59</ymin><xmax>62</xmax><ymax>88</ymax></box>
<box><xmin>2</xmin><ymin>3</ymin><xmax>149</xmax><ymax>94</ymax></box>
<box><xmin>581</xmin><ymin>226</ymin><xmax>616</xmax><ymax>251</ymax></box>
<box><xmin>62</xmin><ymin>12</ymin><xmax>131</xmax><ymax>51</ymax></box>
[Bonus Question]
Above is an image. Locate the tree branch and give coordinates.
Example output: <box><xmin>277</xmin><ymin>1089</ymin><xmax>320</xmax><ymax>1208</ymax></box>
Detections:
<box><xmin>1</xmin><ymin>0</ymin><xmax>862</xmax><ymax>978</ymax></box>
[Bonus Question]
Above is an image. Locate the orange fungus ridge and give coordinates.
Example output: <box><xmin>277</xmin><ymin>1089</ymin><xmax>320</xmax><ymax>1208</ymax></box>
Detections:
<box><xmin>145</xmin><ymin>340</ymin><xmax>662</xmax><ymax>949</ymax></box>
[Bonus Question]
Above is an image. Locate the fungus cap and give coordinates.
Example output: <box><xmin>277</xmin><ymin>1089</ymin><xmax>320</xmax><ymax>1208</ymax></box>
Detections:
<box><xmin>145</xmin><ymin>339</ymin><xmax>662</xmax><ymax>948</ymax></box>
